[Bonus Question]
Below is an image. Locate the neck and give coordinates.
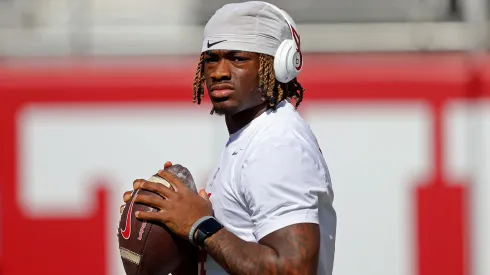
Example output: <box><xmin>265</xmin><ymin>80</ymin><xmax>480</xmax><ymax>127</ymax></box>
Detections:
<box><xmin>225</xmin><ymin>103</ymin><xmax>267</xmax><ymax>135</ymax></box>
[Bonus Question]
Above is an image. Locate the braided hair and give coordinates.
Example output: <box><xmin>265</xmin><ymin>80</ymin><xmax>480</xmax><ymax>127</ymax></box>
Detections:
<box><xmin>192</xmin><ymin>53</ymin><xmax>304</xmax><ymax>114</ymax></box>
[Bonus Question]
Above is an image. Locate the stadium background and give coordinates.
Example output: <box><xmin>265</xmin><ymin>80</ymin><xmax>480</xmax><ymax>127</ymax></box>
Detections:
<box><xmin>0</xmin><ymin>0</ymin><xmax>489</xmax><ymax>275</ymax></box>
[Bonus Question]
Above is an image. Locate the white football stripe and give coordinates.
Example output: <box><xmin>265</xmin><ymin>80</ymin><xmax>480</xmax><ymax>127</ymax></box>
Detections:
<box><xmin>119</xmin><ymin>247</ymin><xmax>141</xmax><ymax>265</ymax></box>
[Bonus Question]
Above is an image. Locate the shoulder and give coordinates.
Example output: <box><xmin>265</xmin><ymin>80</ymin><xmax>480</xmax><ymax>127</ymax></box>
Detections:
<box><xmin>248</xmin><ymin>103</ymin><xmax>322</xmax><ymax>161</ymax></box>
<box><xmin>241</xmin><ymin>122</ymin><xmax>327</xmax><ymax>189</ymax></box>
<box><xmin>237</xmin><ymin>101</ymin><xmax>328</xmax><ymax>185</ymax></box>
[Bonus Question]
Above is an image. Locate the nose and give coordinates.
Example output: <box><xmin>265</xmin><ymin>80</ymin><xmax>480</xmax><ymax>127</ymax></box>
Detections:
<box><xmin>210</xmin><ymin>59</ymin><xmax>231</xmax><ymax>81</ymax></box>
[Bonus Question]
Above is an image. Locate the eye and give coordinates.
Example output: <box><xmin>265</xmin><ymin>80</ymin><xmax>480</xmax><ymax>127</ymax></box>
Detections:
<box><xmin>204</xmin><ymin>56</ymin><xmax>219</xmax><ymax>63</ymax></box>
<box><xmin>231</xmin><ymin>56</ymin><xmax>249</xmax><ymax>62</ymax></box>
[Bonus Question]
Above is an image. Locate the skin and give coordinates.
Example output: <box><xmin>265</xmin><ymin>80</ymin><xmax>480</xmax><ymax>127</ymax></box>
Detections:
<box><xmin>121</xmin><ymin>50</ymin><xmax>320</xmax><ymax>275</ymax></box>
<box><xmin>204</xmin><ymin>50</ymin><xmax>268</xmax><ymax>134</ymax></box>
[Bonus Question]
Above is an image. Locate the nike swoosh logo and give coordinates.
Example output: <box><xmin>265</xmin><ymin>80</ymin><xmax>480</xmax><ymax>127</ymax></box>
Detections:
<box><xmin>207</xmin><ymin>40</ymin><xmax>227</xmax><ymax>48</ymax></box>
<box><xmin>120</xmin><ymin>190</ymin><xmax>139</xmax><ymax>240</ymax></box>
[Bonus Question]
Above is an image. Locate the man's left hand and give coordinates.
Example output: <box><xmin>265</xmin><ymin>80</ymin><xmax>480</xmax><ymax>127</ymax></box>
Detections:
<box><xmin>132</xmin><ymin>169</ymin><xmax>213</xmax><ymax>241</ymax></box>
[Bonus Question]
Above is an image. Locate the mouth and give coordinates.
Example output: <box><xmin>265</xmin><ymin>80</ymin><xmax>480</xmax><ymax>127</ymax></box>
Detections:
<box><xmin>212</xmin><ymin>95</ymin><xmax>229</xmax><ymax>103</ymax></box>
<box><xmin>210</xmin><ymin>89</ymin><xmax>233</xmax><ymax>99</ymax></box>
<box><xmin>209</xmin><ymin>84</ymin><xmax>234</xmax><ymax>103</ymax></box>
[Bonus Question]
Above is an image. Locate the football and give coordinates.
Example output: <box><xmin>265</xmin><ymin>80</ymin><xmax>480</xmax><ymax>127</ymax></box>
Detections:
<box><xmin>118</xmin><ymin>165</ymin><xmax>198</xmax><ymax>275</ymax></box>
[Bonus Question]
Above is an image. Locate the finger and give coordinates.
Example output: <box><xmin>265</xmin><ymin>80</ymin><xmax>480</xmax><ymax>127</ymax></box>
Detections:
<box><xmin>137</xmin><ymin>180</ymin><xmax>177</xmax><ymax>200</ymax></box>
<box><xmin>163</xmin><ymin>161</ymin><xmax>173</xmax><ymax>169</ymax></box>
<box><xmin>123</xmin><ymin>191</ymin><xmax>133</xmax><ymax>203</ymax></box>
<box><xmin>133</xmin><ymin>193</ymin><xmax>169</xmax><ymax>210</ymax></box>
<box><xmin>135</xmin><ymin>210</ymin><xmax>167</xmax><ymax>223</ymax></box>
<box><xmin>133</xmin><ymin>179</ymin><xmax>146</xmax><ymax>190</ymax></box>
<box><xmin>157</xmin><ymin>170</ymin><xmax>186</xmax><ymax>192</ymax></box>
<box><xmin>199</xmin><ymin>189</ymin><xmax>210</xmax><ymax>201</ymax></box>
<box><xmin>120</xmin><ymin>204</ymin><xmax>126</xmax><ymax>214</ymax></box>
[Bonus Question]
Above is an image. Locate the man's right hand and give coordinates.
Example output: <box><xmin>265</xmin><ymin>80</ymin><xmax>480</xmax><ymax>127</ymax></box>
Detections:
<box><xmin>120</xmin><ymin>161</ymin><xmax>173</xmax><ymax>214</ymax></box>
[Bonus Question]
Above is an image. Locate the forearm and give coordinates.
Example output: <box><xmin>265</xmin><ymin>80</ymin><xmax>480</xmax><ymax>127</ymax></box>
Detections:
<box><xmin>204</xmin><ymin>229</ymin><xmax>284</xmax><ymax>275</ymax></box>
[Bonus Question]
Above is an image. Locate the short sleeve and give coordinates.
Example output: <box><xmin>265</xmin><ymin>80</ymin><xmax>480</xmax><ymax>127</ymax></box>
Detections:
<box><xmin>240</xmin><ymin>141</ymin><xmax>328</xmax><ymax>241</ymax></box>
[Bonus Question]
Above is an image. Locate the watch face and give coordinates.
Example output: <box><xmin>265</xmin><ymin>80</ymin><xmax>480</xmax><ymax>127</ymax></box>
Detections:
<box><xmin>201</xmin><ymin>218</ymin><xmax>223</xmax><ymax>234</ymax></box>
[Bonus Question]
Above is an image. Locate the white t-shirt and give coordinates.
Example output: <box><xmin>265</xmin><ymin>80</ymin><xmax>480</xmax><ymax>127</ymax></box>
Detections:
<box><xmin>204</xmin><ymin>100</ymin><xmax>336</xmax><ymax>275</ymax></box>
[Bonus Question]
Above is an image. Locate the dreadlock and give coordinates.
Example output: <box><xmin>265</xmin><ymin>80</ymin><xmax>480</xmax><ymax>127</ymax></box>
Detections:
<box><xmin>192</xmin><ymin>53</ymin><xmax>305</xmax><ymax>113</ymax></box>
<box><xmin>192</xmin><ymin>54</ymin><xmax>206</xmax><ymax>105</ymax></box>
<box><xmin>257</xmin><ymin>54</ymin><xmax>304</xmax><ymax>109</ymax></box>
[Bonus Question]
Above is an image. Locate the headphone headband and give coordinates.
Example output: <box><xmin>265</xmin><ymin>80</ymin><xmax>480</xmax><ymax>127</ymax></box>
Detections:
<box><xmin>263</xmin><ymin>2</ymin><xmax>303</xmax><ymax>72</ymax></box>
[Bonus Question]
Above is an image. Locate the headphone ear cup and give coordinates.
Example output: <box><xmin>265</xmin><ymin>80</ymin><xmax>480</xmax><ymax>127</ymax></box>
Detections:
<box><xmin>274</xmin><ymin>39</ymin><xmax>299</xmax><ymax>83</ymax></box>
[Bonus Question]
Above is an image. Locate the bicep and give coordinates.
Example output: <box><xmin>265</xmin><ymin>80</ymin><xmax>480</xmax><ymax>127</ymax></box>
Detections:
<box><xmin>240</xmin><ymin>142</ymin><xmax>326</xmax><ymax>273</ymax></box>
<box><xmin>259</xmin><ymin>223</ymin><xmax>320</xmax><ymax>275</ymax></box>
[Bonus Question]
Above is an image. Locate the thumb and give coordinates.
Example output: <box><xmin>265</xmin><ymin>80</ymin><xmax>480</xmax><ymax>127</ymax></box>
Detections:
<box><xmin>199</xmin><ymin>189</ymin><xmax>210</xmax><ymax>201</ymax></box>
<box><xmin>163</xmin><ymin>161</ymin><xmax>173</xmax><ymax>169</ymax></box>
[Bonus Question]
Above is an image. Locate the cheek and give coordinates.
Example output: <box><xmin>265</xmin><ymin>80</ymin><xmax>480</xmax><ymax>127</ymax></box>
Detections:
<box><xmin>204</xmin><ymin>74</ymin><xmax>213</xmax><ymax>90</ymax></box>
<box><xmin>235</xmin><ymin>71</ymin><xmax>260</xmax><ymax>94</ymax></box>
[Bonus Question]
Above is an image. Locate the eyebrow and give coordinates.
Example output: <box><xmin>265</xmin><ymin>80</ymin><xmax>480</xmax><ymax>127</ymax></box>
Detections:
<box><xmin>204</xmin><ymin>50</ymin><xmax>245</xmax><ymax>56</ymax></box>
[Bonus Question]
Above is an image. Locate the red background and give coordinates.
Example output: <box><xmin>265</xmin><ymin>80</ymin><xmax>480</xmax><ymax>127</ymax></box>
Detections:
<box><xmin>1</xmin><ymin>53</ymin><xmax>489</xmax><ymax>275</ymax></box>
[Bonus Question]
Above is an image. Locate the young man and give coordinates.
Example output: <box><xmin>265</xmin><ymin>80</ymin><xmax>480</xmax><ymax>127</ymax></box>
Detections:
<box><xmin>124</xmin><ymin>1</ymin><xmax>337</xmax><ymax>274</ymax></box>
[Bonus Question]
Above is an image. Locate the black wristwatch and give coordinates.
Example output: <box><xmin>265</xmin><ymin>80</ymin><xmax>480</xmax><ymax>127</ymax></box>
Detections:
<box><xmin>195</xmin><ymin>217</ymin><xmax>224</xmax><ymax>247</ymax></box>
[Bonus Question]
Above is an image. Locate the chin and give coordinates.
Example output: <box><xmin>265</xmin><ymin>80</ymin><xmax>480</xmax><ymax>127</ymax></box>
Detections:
<box><xmin>211</xmin><ymin>101</ymin><xmax>240</xmax><ymax>116</ymax></box>
<box><xmin>212</xmin><ymin>109</ymin><xmax>226</xmax><ymax>116</ymax></box>
<box><xmin>212</xmin><ymin>106</ymin><xmax>236</xmax><ymax>116</ymax></box>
